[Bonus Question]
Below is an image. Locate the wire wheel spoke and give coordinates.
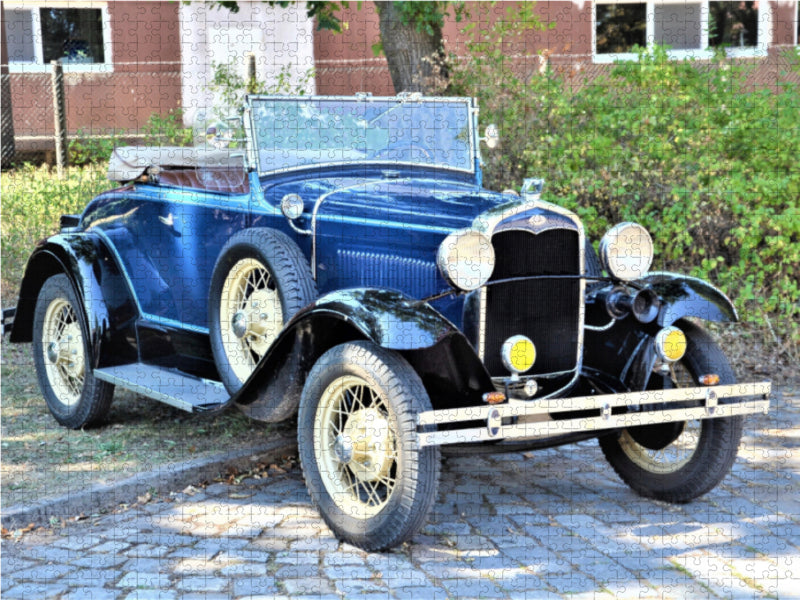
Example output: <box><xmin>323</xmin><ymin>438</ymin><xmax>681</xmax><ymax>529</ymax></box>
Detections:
<box><xmin>316</xmin><ymin>375</ymin><xmax>399</xmax><ymax>517</ymax></box>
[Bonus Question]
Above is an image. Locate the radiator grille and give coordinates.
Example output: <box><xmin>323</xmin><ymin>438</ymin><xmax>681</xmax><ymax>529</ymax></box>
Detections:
<box><xmin>483</xmin><ymin>229</ymin><xmax>581</xmax><ymax>376</ymax></box>
<box><xmin>336</xmin><ymin>249</ymin><xmax>438</xmax><ymax>297</ymax></box>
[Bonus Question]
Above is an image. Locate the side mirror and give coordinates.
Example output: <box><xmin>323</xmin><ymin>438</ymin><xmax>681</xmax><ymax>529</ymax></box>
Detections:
<box><xmin>206</xmin><ymin>122</ymin><xmax>233</xmax><ymax>149</ymax></box>
<box><xmin>205</xmin><ymin>116</ymin><xmax>244</xmax><ymax>149</ymax></box>
<box><xmin>482</xmin><ymin>124</ymin><xmax>500</xmax><ymax>149</ymax></box>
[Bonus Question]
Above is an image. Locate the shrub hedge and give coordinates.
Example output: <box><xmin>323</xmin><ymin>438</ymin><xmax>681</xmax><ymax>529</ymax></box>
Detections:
<box><xmin>452</xmin><ymin>38</ymin><xmax>799</xmax><ymax>355</ymax></box>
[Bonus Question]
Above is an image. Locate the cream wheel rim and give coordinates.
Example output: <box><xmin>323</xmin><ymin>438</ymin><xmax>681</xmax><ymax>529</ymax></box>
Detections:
<box><xmin>42</xmin><ymin>298</ymin><xmax>85</xmax><ymax>407</ymax></box>
<box><xmin>619</xmin><ymin>361</ymin><xmax>701</xmax><ymax>474</ymax></box>
<box><xmin>220</xmin><ymin>258</ymin><xmax>283</xmax><ymax>383</ymax></box>
<box><xmin>314</xmin><ymin>375</ymin><xmax>398</xmax><ymax>518</ymax></box>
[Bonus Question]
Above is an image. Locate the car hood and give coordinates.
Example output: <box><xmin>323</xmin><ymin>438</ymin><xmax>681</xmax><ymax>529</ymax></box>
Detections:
<box><xmin>266</xmin><ymin>176</ymin><xmax>518</xmax><ymax>232</ymax></box>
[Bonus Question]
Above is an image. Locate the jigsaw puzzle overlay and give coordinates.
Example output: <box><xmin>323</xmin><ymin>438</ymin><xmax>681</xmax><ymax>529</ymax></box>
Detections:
<box><xmin>1</xmin><ymin>1</ymin><xmax>798</xmax><ymax>598</ymax></box>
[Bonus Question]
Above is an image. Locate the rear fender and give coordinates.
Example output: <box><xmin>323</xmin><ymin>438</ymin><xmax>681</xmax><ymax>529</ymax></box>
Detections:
<box><xmin>234</xmin><ymin>288</ymin><xmax>493</xmax><ymax>421</ymax></box>
<box><xmin>10</xmin><ymin>234</ymin><xmax>139</xmax><ymax>367</ymax></box>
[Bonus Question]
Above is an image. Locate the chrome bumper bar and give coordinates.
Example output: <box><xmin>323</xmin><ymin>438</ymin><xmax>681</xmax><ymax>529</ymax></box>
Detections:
<box><xmin>416</xmin><ymin>382</ymin><xmax>771</xmax><ymax>447</ymax></box>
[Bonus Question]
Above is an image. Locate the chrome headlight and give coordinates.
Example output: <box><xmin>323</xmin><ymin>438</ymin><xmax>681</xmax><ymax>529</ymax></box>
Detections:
<box><xmin>598</xmin><ymin>222</ymin><xmax>654</xmax><ymax>282</ymax></box>
<box><xmin>437</xmin><ymin>229</ymin><xmax>495</xmax><ymax>291</ymax></box>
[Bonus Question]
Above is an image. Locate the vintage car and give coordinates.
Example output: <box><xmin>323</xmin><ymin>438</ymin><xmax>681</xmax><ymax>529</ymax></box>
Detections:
<box><xmin>5</xmin><ymin>94</ymin><xmax>769</xmax><ymax>551</ymax></box>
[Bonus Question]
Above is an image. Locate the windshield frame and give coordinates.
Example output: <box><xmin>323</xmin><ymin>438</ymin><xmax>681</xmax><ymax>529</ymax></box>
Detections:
<box><xmin>244</xmin><ymin>95</ymin><xmax>478</xmax><ymax>178</ymax></box>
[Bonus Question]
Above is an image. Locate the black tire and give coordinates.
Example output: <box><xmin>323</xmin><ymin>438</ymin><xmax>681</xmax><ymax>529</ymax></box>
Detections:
<box><xmin>32</xmin><ymin>274</ymin><xmax>114</xmax><ymax>429</ymax></box>
<box><xmin>599</xmin><ymin>320</ymin><xmax>743</xmax><ymax>503</ymax></box>
<box><xmin>298</xmin><ymin>341</ymin><xmax>440</xmax><ymax>551</ymax></box>
<box><xmin>209</xmin><ymin>228</ymin><xmax>316</xmax><ymax>393</ymax></box>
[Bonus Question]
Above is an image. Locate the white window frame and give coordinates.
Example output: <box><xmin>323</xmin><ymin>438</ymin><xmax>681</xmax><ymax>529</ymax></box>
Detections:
<box><xmin>593</xmin><ymin>0</ymin><xmax>773</xmax><ymax>63</ymax></box>
<box><xmin>4</xmin><ymin>1</ymin><xmax>113</xmax><ymax>73</ymax></box>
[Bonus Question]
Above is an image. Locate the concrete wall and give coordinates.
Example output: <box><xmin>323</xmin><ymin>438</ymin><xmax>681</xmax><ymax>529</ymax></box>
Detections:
<box><xmin>179</xmin><ymin>0</ymin><xmax>315</xmax><ymax>128</ymax></box>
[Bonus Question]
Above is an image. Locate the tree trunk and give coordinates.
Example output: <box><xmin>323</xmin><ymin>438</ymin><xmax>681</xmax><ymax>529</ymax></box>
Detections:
<box><xmin>375</xmin><ymin>2</ymin><xmax>447</xmax><ymax>94</ymax></box>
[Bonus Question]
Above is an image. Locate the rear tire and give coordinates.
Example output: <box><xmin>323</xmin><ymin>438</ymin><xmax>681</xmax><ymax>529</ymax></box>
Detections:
<box><xmin>298</xmin><ymin>341</ymin><xmax>440</xmax><ymax>551</ymax></box>
<box><xmin>599</xmin><ymin>320</ymin><xmax>743</xmax><ymax>502</ymax></box>
<box><xmin>33</xmin><ymin>274</ymin><xmax>114</xmax><ymax>429</ymax></box>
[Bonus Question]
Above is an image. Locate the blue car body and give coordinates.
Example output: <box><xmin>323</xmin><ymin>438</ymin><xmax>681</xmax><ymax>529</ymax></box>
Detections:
<box><xmin>9</xmin><ymin>94</ymin><xmax>768</xmax><ymax>440</ymax></box>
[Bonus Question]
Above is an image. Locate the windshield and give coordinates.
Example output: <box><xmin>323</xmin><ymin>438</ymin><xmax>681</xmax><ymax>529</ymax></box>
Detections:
<box><xmin>248</xmin><ymin>96</ymin><xmax>474</xmax><ymax>175</ymax></box>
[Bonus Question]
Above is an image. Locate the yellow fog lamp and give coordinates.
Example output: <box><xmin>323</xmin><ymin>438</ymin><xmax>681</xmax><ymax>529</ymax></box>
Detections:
<box><xmin>654</xmin><ymin>326</ymin><xmax>687</xmax><ymax>362</ymax></box>
<box><xmin>501</xmin><ymin>335</ymin><xmax>536</xmax><ymax>374</ymax></box>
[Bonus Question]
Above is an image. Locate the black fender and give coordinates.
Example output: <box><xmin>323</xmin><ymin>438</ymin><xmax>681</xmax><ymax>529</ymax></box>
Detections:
<box><xmin>233</xmin><ymin>288</ymin><xmax>494</xmax><ymax>422</ymax></box>
<box><xmin>10</xmin><ymin>233</ymin><xmax>139</xmax><ymax>367</ymax></box>
<box><xmin>644</xmin><ymin>272</ymin><xmax>737</xmax><ymax>326</ymax></box>
<box><xmin>584</xmin><ymin>272</ymin><xmax>736</xmax><ymax>393</ymax></box>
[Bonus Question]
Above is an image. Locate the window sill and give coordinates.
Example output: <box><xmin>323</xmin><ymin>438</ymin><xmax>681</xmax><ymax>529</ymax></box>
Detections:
<box><xmin>8</xmin><ymin>63</ymin><xmax>114</xmax><ymax>74</ymax></box>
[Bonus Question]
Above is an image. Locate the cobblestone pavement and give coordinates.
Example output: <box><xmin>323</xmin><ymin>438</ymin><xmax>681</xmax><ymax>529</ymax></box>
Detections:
<box><xmin>3</xmin><ymin>386</ymin><xmax>798</xmax><ymax>600</ymax></box>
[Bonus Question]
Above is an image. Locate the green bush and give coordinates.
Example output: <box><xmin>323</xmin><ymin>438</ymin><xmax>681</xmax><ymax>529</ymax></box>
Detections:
<box><xmin>450</xmin><ymin>24</ymin><xmax>800</xmax><ymax>354</ymax></box>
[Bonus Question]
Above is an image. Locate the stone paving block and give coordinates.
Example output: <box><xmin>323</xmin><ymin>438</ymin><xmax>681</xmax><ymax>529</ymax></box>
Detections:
<box><xmin>116</xmin><ymin>571</ymin><xmax>172</xmax><ymax>589</ymax></box>
<box><xmin>439</xmin><ymin>576</ymin><xmax>506</xmax><ymax>598</ymax></box>
<box><xmin>70</xmin><ymin>553</ymin><xmax>128</xmax><ymax>569</ymax></box>
<box><xmin>218</xmin><ymin>560</ymin><xmax>269</xmax><ymax>577</ymax></box>
<box><xmin>289</xmin><ymin>535</ymin><xmax>340</xmax><ymax>551</ymax></box>
<box><xmin>0</xmin><ymin>555</ymin><xmax>36</xmax><ymax>575</ymax></box>
<box><xmin>389</xmin><ymin>584</ymin><xmax>449</xmax><ymax>599</ymax></box>
<box><xmin>231</xmin><ymin>576</ymin><xmax>279</xmax><ymax>596</ymax></box>
<box><xmin>14</xmin><ymin>561</ymin><xmax>76</xmax><ymax>582</ymax></box>
<box><xmin>3</xmin><ymin>582</ymin><xmax>70</xmax><ymax>598</ymax></box>
<box><xmin>93</xmin><ymin>540</ymin><xmax>134</xmax><ymax>554</ymax></box>
<box><xmin>123</xmin><ymin>589</ymin><xmax>177</xmax><ymax>600</ymax></box>
<box><xmin>273</xmin><ymin>549</ymin><xmax>320</xmax><ymax>564</ymax></box>
<box><xmin>51</xmin><ymin>534</ymin><xmax>104</xmax><ymax>551</ymax></box>
<box><xmin>125</xmin><ymin>544</ymin><xmax>173</xmax><ymax>558</ymax></box>
<box><xmin>122</xmin><ymin>557</ymin><xmax>170</xmax><ymax>573</ymax></box>
<box><xmin>275</xmin><ymin>562</ymin><xmax>322</xmax><ymax>579</ymax></box>
<box><xmin>174</xmin><ymin>575</ymin><xmax>228</xmax><ymax>592</ymax></box>
<box><xmin>64</xmin><ymin>568</ymin><xmax>123</xmax><ymax>587</ymax></box>
<box><xmin>280</xmin><ymin>576</ymin><xmax>336</xmax><ymax>595</ymax></box>
<box><xmin>63</xmin><ymin>588</ymin><xmax>122</xmax><ymax>600</ymax></box>
<box><xmin>324</xmin><ymin>551</ymin><xmax>368</xmax><ymax>567</ymax></box>
<box><xmin>176</xmin><ymin>593</ymin><xmax>231</xmax><ymax>600</ymax></box>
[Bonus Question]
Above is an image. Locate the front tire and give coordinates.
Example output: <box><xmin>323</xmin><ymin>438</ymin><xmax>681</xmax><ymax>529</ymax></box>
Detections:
<box><xmin>599</xmin><ymin>320</ymin><xmax>743</xmax><ymax>503</ymax></box>
<box><xmin>298</xmin><ymin>341</ymin><xmax>440</xmax><ymax>551</ymax></box>
<box><xmin>32</xmin><ymin>274</ymin><xmax>114</xmax><ymax>429</ymax></box>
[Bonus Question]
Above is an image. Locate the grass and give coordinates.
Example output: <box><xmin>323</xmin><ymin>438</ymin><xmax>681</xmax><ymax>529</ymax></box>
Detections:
<box><xmin>0</xmin><ymin>163</ymin><xmax>287</xmax><ymax>510</ymax></box>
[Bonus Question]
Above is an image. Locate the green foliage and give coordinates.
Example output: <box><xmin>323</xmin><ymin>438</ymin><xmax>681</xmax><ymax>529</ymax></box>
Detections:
<box><xmin>0</xmin><ymin>164</ymin><xmax>113</xmax><ymax>303</ymax></box>
<box><xmin>452</xmin><ymin>37</ymin><xmax>800</xmax><ymax>353</ymax></box>
<box><xmin>141</xmin><ymin>109</ymin><xmax>194</xmax><ymax>146</ymax></box>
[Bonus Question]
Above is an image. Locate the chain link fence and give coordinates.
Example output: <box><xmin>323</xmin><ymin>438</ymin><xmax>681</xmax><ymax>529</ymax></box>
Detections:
<box><xmin>1</xmin><ymin>61</ymin><xmax>183</xmax><ymax>168</ymax></box>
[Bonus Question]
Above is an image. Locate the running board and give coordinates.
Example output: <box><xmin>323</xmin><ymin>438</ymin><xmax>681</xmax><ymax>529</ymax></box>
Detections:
<box><xmin>94</xmin><ymin>363</ymin><xmax>229</xmax><ymax>413</ymax></box>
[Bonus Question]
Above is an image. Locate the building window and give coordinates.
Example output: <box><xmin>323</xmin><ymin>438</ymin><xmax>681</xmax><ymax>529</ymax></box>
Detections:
<box><xmin>594</xmin><ymin>1</ymin><xmax>772</xmax><ymax>62</ymax></box>
<box><xmin>5</xmin><ymin>3</ymin><xmax>111</xmax><ymax>72</ymax></box>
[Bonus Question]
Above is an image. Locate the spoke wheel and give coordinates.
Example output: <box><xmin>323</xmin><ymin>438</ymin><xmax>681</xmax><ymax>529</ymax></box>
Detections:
<box><xmin>599</xmin><ymin>320</ymin><xmax>744</xmax><ymax>503</ymax></box>
<box><xmin>42</xmin><ymin>298</ymin><xmax>85</xmax><ymax>407</ymax></box>
<box><xmin>298</xmin><ymin>341</ymin><xmax>440</xmax><ymax>551</ymax></box>
<box><xmin>219</xmin><ymin>258</ymin><xmax>283</xmax><ymax>383</ymax></box>
<box><xmin>209</xmin><ymin>228</ymin><xmax>316</xmax><ymax>398</ymax></box>
<box><xmin>315</xmin><ymin>375</ymin><xmax>398</xmax><ymax>518</ymax></box>
<box><xmin>33</xmin><ymin>274</ymin><xmax>113</xmax><ymax>429</ymax></box>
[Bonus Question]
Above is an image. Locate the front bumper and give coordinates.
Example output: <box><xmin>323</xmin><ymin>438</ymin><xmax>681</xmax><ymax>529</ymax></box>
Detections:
<box><xmin>416</xmin><ymin>382</ymin><xmax>770</xmax><ymax>447</ymax></box>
